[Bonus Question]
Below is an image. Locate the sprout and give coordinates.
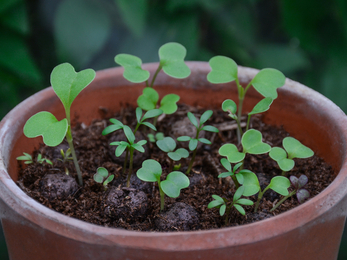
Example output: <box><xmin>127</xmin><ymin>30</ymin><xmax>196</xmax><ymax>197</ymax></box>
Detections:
<box><xmin>57</xmin><ymin>148</ymin><xmax>73</xmax><ymax>175</ymax></box>
<box><xmin>148</xmin><ymin>132</ymin><xmax>164</xmax><ymax>143</ymax></box>
<box><xmin>136</xmin><ymin>159</ymin><xmax>190</xmax><ymax>211</ymax></box>
<box><xmin>93</xmin><ymin>167</ymin><xmax>114</xmax><ymax>191</ymax></box>
<box><xmin>17</xmin><ymin>152</ymin><xmax>52</xmax><ymax>166</ymax></box>
<box><xmin>177</xmin><ymin>110</ymin><xmax>219</xmax><ymax>174</ymax></box>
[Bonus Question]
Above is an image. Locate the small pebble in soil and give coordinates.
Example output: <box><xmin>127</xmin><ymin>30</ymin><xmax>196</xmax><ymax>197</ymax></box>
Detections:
<box><xmin>155</xmin><ymin>202</ymin><xmax>200</xmax><ymax>231</ymax></box>
<box><xmin>40</xmin><ymin>173</ymin><xmax>79</xmax><ymax>200</ymax></box>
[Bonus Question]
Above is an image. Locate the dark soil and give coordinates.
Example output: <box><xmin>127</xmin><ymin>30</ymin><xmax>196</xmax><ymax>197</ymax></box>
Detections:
<box><xmin>16</xmin><ymin>104</ymin><xmax>336</xmax><ymax>231</ymax></box>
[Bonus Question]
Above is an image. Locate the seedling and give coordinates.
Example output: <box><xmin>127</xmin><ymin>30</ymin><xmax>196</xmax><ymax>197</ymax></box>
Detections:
<box><xmin>57</xmin><ymin>148</ymin><xmax>73</xmax><ymax>175</ymax></box>
<box><xmin>208</xmin><ymin>186</ymin><xmax>253</xmax><ymax>224</ymax></box>
<box><xmin>148</xmin><ymin>132</ymin><xmax>164</xmax><ymax>143</ymax></box>
<box><xmin>219</xmin><ymin>129</ymin><xmax>271</xmax><ymax>165</ymax></box>
<box><xmin>207</xmin><ymin>56</ymin><xmax>285</xmax><ymax>142</ymax></box>
<box><xmin>17</xmin><ymin>153</ymin><xmax>52</xmax><ymax>165</ymax></box>
<box><xmin>93</xmin><ymin>167</ymin><xmax>114</xmax><ymax>190</ymax></box>
<box><xmin>177</xmin><ymin>110</ymin><xmax>219</xmax><ymax>174</ymax></box>
<box><xmin>115</xmin><ymin>42</ymin><xmax>191</xmax><ymax>120</ymax></box>
<box><xmin>270</xmin><ymin>175</ymin><xmax>310</xmax><ymax>212</ymax></box>
<box><xmin>22</xmin><ymin>63</ymin><xmax>96</xmax><ymax>186</ymax></box>
<box><xmin>136</xmin><ymin>159</ymin><xmax>190</xmax><ymax>211</ymax></box>
<box><xmin>156</xmin><ymin>137</ymin><xmax>189</xmax><ymax>172</ymax></box>
<box><xmin>269</xmin><ymin>137</ymin><xmax>314</xmax><ymax>175</ymax></box>
<box><xmin>110</xmin><ymin>125</ymin><xmax>147</xmax><ymax>187</ymax></box>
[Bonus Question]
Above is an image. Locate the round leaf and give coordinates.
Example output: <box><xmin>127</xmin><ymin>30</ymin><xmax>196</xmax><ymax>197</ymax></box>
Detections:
<box><xmin>137</xmin><ymin>87</ymin><xmax>159</xmax><ymax>111</ymax></box>
<box><xmin>283</xmin><ymin>137</ymin><xmax>314</xmax><ymax>159</ymax></box>
<box><xmin>23</xmin><ymin>111</ymin><xmax>68</xmax><ymax>147</ymax></box>
<box><xmin>136</xmin><ymin>159</ymin><xmax>162</xmax><ymax>182</ymax></box>
<box><xmin>160</xmin><ymin>94</ymin><xmax>180</xmax><ymax>114</ymax></box>
<box><xmin>269</xmin><ymin>147</ymin><xmax>287</xmax><ymax>161</ymax></box>
<box><xmin>248</xmin><ymin>97</ymin><xmax>273</xmax><ymax>116</ymax></box>
<box><xmin>161</xmin><ymin>171</ymin><xmax>190</xmax><ymax>198</ymax></box>
<box><xmin>115</xmin><ymin>54</ymin><xmax>150</xmax><ymax>83</ymax></box>
<box><xmin>219</xmin><ymin>144</ymin><xmax>245</xmax><ymax>163</ymax></box>
<box><xmin>97</xmin><ymin>167</ymin><xmax>108</xmax><ymax>178</ymax></box>
<box><xmin>268</xmin><ymin>176</ymin><xmax>291</xmax><ymax>196</ymax></box>
<box><xmin>175</xmin><ymin>148</ymin><xmax>189</xmax><ymax>158</ymax></box>
<box><xmin>93</xmin><ymin>173</ymin><xmax>103</xmax><ymax>183</ymax></box>
<box><xmin>250</xmin><ymin>68</ymin><xmax>285</xmax><ymax>99</ymax></box>
<box><xmin>242</xmin><ymin>129</ymin><xmax>271</xmax><ymax>155</ymax></box>
<box><xmin>207</xmin><ymin>56</ymin><xmax>238</xmax><ymax>83</ymax></box>
<box><xmin>277</xmin><ymin>158</ymin><xmax>295</xmax><ymax>172</ymax></box>
<box><xmin>297</xmin><ymin>189</ymin><xmax>310</xmax><ymax>203</ymax></box>
<box><xmin>156</xmin><ymin>137</ymin><xmax>176</xmax><ymax>152</ymax></box>
<box><xmin>222</xmin><ymin>99</ymin><xmax>237</xmax><ymax>114</ymax></box>
<box><xmin>240</xmin><ymin>170</ymin><xmax>260</xmax><ymax>196</ymax></box>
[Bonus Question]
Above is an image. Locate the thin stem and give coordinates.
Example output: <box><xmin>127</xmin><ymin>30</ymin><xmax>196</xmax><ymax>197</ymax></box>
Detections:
<box><xmin>225</xmin><ymin>205</ymin><xmax>232</xmax><ymax>225</ymax></box>
<box><xmin>123</xmin><ymin>149</ymin><xmax>128</xmax><ymax>175</ymax></box>
<box><xmin>169</xmin><ymin>160</ymin><xmax>173</xmax><ymax>173</ymax></box>
<box><xmin>246</xmin><ymin>115</ymin><xmax>251</xmax><ymax>132</ymax></box>
<box><xmin>126</xmin><ymin>148</ymin><xmax>134</xmax><ymax>187</ymax></box>
<box><xmin>254</xmin><ymin>190</ymin><xmax>264</xmax><ymax>213</ymax></box>
<box><xmin>66</xmin><ymin>128</ymin><xmax>83</xmax><ymax>186</ymax></box>
<box><xmin>150</xmin><ymin>64</ymin><xmax>162</xmax><ymax>88</ymax></box>
<box><xmin>270</xmin><ymin>190</ymin><xmax>296</xmax><ymax>212</ymax></box>
<box><xmin>145</xmin><ymin>80</ymin><xmax>149</xmax><ymax>88</ymax></box>
<box><xmin>158</xmin><ymin>181</ymin><xmax>165</xmax><ymax>211</ymax></box>
<box><xmin>231</xmin><ymin>175</ymin><xmax>240</xmax><ymax>189</ymax></box>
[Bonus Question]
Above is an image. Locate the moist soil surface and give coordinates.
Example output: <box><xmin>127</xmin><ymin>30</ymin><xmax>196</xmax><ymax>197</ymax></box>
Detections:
<box><xmin>17</xmin><ymin>104</ymin><xmax>336</xmax><ymax>232</ymax></box>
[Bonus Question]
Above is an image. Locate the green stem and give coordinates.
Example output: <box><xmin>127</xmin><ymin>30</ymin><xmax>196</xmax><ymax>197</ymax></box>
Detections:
<box><xmin>145</xmin><ymin>80</ymin><xmax>149</xmax><ymax>88</ymax></box>
<box><xmin>225</xmin><ymin>205</ymin><xmax>232</xmax><ymax>225</ymax></box>
<box><xmin>123</xmin><ymin>149</ymin><xmax>128</xmax><ymax>175</ymax></box>
<box><xmin>126</xmin><ymin>148</ymin><xmax>134</xmax><ymax>187</ymax></box>
<box><xmin>150</xmin><ymin>64</ymin><xmax>162</xmax><ymax>88</ymax></box>
<box><xmin>66</xmin><ymin>128</ymin><xmax>83</xmax><ymax>186</ymax></box>
<box><xmin>246</xmin><ymin>115</ymin><xmax>251</xmax><ymax>132</ymax></box>
<box><xmin>231</xmin><ymin>175</ymin><xmax>240</xmax><ymax>189</ymax></box>
<box><xmin>254</xmin><ymin>187</ymin><xmax>268</xmax><ymax>213</ymax></box>
<box><xmin>270</xmin><ymin>190</ymin><xmax>296</xmax><ymax>212</ymax></box>
<box><xmin>158</xmin><ymin>181</ymin><xmax>165</xmax><ymax>211</ymax></box>
<box><xmin>186</xmin><ymin>148</ymin><xmax>197</xmax><ymax>175</ymax></box>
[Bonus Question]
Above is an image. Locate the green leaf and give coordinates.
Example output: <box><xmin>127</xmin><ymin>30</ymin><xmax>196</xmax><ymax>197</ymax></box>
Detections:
<box><xmin>248</xmin><ymin>97</ymin><xmax>273</xmax><ymax>116</ymax></box>
<box><xmin>137</xmin><ymin>87</ymin><xmax>159</xmax><ymax>111</ymax></box>
<box><xmin>269</xmin><ymin>147</ymin><xmax>295</xmax><ymax>172</ymax></box>
<box><xmin>93</xmin><ymin>173</ymin><xmax>103</xmax><ymax>183</ymax></box>
<box><xmin>189</xmin><ymin>139</ymin><xmax>198</xmax><ymax>151</ymax></box>
<box><xmin>220</xmin><ymin>158</ymin><xmax>232</xmax><ymax>172</ymax></box>
<box><xmin>240</xmin><ymin>170</ymin><xmax>260</xmax><ymax>196</ymax></box>
<box><xmin>233</xmin><ymin>204</ymin><xmax>246</xmax><ymax>215</ymax></box>
<box><xmin>51</xmin><ymin>63</ymin><xmax>96</xmax><ymax>113</ymax></box>
<box><xmin>237</xmin><ymin>199</ymin><xmax>254</xmax><ymax>206</ymax></box>
<box><xmin>97</xmin><ymin>167</ymin><xmax>108</xmax><ymax>178</ymax></box>
<box><xmin>159</xmin><ymin>94</ymin><xmax>180</xmax><ymax>114</ymax></box>
<box><xmin>177</xmin><ymin>136</ymin><xmax>191</xmax><ymax>142</ymax></box>
<box><xmin>141</xmin><ymin>122</ymin><xmax>157</xmax><ymax>131</ymax></box>
<box><xmin>208</xmin><ymin>195</ymin><xmax>225</xmax><ymax>209</ymax></box>
<box><xmin>104</xmin><ymin>175</ymin><xmax>114</xmax><ymax>185</ymax></box>
<box><xmin>168</xmin><ymin>148</ymin><xmax>189</xmax><ymax>161</ymax></box>
<box><xmin>123</xmin><ymin>125</ymin><xmax>135</xmax><ymax>144</ymax></box>
<box><xmin>161</xmin><ymin>171</ymin><xmax>190</xmax><ymax>198</ymax></box>
<box><xmin>142</xmin><ymin>109</ymin><xmax>163</xmax><ymax>121</ymax></box>
<box><xmin>242</xmin><ymin>129</ymin><xmax>271</xmax><ymax>155</ymax></box>
<box><xmin>115</xmin><ymin>54</ymin><xmax>150</xmax><ymax>83</ymax></box>
<box><xmin>135</xmin><ymin>107</ymin><xmax>142</xmax><ymax>123</ymax></box>
<box><xmin>219</xmin><ymin>144</ymin><xmax>245</xmax><ymax>163</ymax></box>
<box><xmin>198</xmin><ymin>138</ymin><xmax>211</xmax><ymax>145</ymax></box>
<box><xmin>250</xmin><ymin>68</ymin><xmax>285</xmax><ymax>99</ymax></box>
<box><xmin>158</xmin><ymin>42</ymin><xmax>191</xmax><ymax>78</ymax></box>
<box><xmin>222</xmin><ymin>99</ymin><xmax>237</xmax><ymax>115</ymax></box>
<box><xmin>132</xmin><ymin>143</ymin><xmax>145</xmax><ymax>153</ymax></box>
<box><xmin>187</xmin><ymin>112</ymin><xmax>198</xmax><ymax>128</ymax></box>
<box><xmin>201</xmin><ymin>125</ymin><xmax>219</xmax><ymax>133</ymax></box>
<box><xmin>220</xmin><ymin>204</ymin><xmax>226</xmax><ymax>216</ymax></box>
<box><xmin>233</xmin><ymin>186</ymin><xmax>245</xmax><ymax>202</ymax></box>
<box><xmin>268</xmin><ymin>176</ymin><xmax>291</xmax><ymax>196</ymax></box>
<box><xmin>136</xmin><ymin>159</ymin><xmax>162</xmax><ymax>182</ymax></box>
<box><xmin>156</xmin><ymin>137</ymin><xmax>176</xmax><ymax>152</ymax></box>
<box><xmin>207</xmin><ymin>56</ymin><xmax>238</xmax><ymax>83</ymax></box>
<box><xmin>200</xmin><ymin>110</ymin><xmax>213</xmax><ymax>125</ymax></box>
<box><xmin>23</xmin><ymin>111</ymin><xmax>68</xmax><ymax>147</ymax></box>
<box><xmin>115</xmin><ymin>144</ymin><xmax>128</xmax><ymax>157</ymax></box>
<box><xmin>283</xmin><ymin>137</ymin><xmax>314</xmax><ymax>159</ymax></box>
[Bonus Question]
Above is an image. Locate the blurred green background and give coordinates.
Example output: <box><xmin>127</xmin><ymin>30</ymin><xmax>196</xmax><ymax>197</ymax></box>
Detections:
<box><xmin>1</xmin><ymin>0</ymin><xmax>347</xmax><ymax>259</ymax></box>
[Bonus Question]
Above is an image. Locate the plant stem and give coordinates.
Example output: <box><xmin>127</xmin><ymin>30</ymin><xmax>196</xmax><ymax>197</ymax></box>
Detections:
<box><xmin>158</xmin><ymin>181</ymin><xmax>165</xmax><ymax>211</ymax></box>
<box><xmin>225</xmin><ymin>205</ymin><xmax>231</xmax><ymax>225</ymax></box>
<box><xmin>186</xmin><ymin>148</ymin><xmax>197</xmax><ymax>175</ymax></box>
<box><xmin>66</xmin><ymin>128</ymin><xmax>83</xmax><ymax>186</ymax></box>
<box><xmin>246</xmin><ymin>115</ymin><xmax>251</xmax><ymax>132</ymax></box>
<box><xmin>150</xmin><ymin>64</ymin><xmax>162</xmax><ymax>88</ymax></box>
<box><xmin>169</xmin><ymin>160</ymin><xmax>173</xmax><ymax>173</ymax></box>
<box><xmin>231</xmin><ymin>175</ymin><xmax>240</xmax><ymax>189</ymax></box>
<box><xmin>126</xmin><ymin>148</ymin><xmax>134</xmax><ymax>187</ymax></box>
<box><xmin>270</xmin><ymin>190</ymin><xmax>296</xmax><ymax>212</ymax></box>
<box><xmin>123</xmin><ymin>149</ymin><xmax>128</xmax><ymax>175</ymax></box>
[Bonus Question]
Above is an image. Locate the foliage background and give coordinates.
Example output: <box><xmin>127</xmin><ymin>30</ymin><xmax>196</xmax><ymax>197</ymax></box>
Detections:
<box><xmin>1</xmin><ymin>0</ymin><xmax>347</xmax><ymax>259</ymax></box>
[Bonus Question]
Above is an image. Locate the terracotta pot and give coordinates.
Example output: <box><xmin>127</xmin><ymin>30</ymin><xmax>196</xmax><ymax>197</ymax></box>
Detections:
<box><xmin>1</xmin><ymin>62</ymin><xmax>347</xmax><ymax>260</ymax></box>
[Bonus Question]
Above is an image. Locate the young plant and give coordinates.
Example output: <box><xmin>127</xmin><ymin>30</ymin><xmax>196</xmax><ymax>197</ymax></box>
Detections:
<box><xmin>93</xmin><ymin>167</ymin><xmax>114</xmax><ymax>191</ymax></box>
<box><xmin>148</xmin><ymin>132</ymin><xmax>164</xmax><ymax>143</ymax></box>
<box><xmin>270</xmin><ymin>175</ymin><xmax>310</xmax><ymax>212</ymax></box>
<box><xmin>156</xmin><ymin>137</ymin><xmax>189</xmax><ymax>172</ymax></box>
<box><xmin>177</xmin><ymin>110</ymin><xmax>219</xmax><ymax>175</ymax></box>
<box><xmin>208</xmin><ymin>186</ymin><xmax>253</xmax><ymax>225</ymax></box>
<box><xmin>22</xmin><ymin>63</ymin><xmax>96</xmax><ymax>186</ymax></box>
<box><xmin>207</xmin><ymin>56</ymin><xmax>285</xmax><ymax>142</ymax></box>
<box><xmin>57</xmin><ymin>148</ymin><xmax>73</xmax><ymax>175</ymax></box>
<box><xmin>269</xmin><ymin>137</ymin><xmax>314</xmax><ymax>175</ymax></box>
<box><xmin>115</xmin><ymin>42</ymin><xmax>191</xmax><ymax>119</ymax></box>
<box><xmin>219</xmin><ymin>159</ymin><xmax>254</xmax><ymax>189</ymax></box>
<box><xmin>136</xmin><ymin>159</ymin><xmax>190</xmax><ymax>211</ymax></box>
<box><xmin>17</xmin><ymin>153</ymin><xmax>52</xmax><ymax>165</ymax></box>
<box><xmin>109</xmin><ymin>125</ymin><xmax>147</xmax><ymax>187</ymax></box>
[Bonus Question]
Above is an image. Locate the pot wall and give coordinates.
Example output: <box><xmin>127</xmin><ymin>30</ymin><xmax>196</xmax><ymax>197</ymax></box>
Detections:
<box><xmin>1</xmin><ymin>62</ymin><xmax>347</xmax><ymax>259</ymax></box>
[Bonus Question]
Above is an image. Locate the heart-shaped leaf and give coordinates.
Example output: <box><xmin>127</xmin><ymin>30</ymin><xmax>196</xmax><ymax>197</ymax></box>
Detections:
<box><xmin>219</xmin><ymin>144</ymin><xmax>245</xmax><ymax>163</ymax></box>
<box><xmin>161</xmin><ymin>171</ymin><xmax>190</xmax><ymax>198</ymax></box>
<box><xmin>250</xmin><ymin>68</ymin><xmax>285</xmax><ymax>99</ymax></box>
<box><xmin>222</xmin><ymin>99</ymin><xmax>237</xmax><ymax>115</ymax></box>
<box><xmin>157</xmin><ymin>137</ymin><xmax>176</xmax><ymax>152</ymax></box>
<box><xmin>207</xmin><ymin>56</ymin><xmax>238</xmax><ymax>83</ymax></box>
<box><xmin>283</xmin><ymin>137</ymin><xmax>314</xmax><ymax>159</ymax></box>
<box><xmin>268</xmin><ymin>176</ymin><xmax>290</xmax><ymax>196</ymax></box>
<box><xmin>23</xmin><ymin>111</ymin><xmax>68</xmax><ymax>147</ymax></box>
<box><xmin>136</xmin><ymin>159</ymin><xmax>162</xmax><ymax>182</ymax></box>
<box><xmin>51</xmin><ymin>63</ymin><xmax>96</xmax><ymax>113</ymax></box>
<box><xmin>115</xmin><ymin>54</ymin><xmax>150</xmax><ymax>83</ymax></box>
<box><xmin>248</xmin><ymin>97</ymin><xmax>273</xmax><ymax>116</ymax></box>
<box><xmin>240</xmin><ymin>170</ymin><xmax>260</xmax><ymax>196</ymax></box>
<box><xmin>296</xmin><ymin>189</ymin><xmax>310</xmax><ymax>203</ymax></box>
<box><xmin>97</xmin><ymin>167</ymin><xmax>108</xmax><ymax>178</ymax></box>
<box><xmin>158</xmin><ymin>42</ymin><xmax>191</xmax><ymax>78</ymax></box>
<box><xmin>159</xmin><ymin>94</ymin><xmax>180</xmax><ymax>114</ymax></box>
<box><xmin>269</xmin><ymin>147</ymin><xmax>294</xmax><ymax>171</ymax></box>
<box><xmin>242</xmin><ymin>129</ymin><xmax>271</xmax><ymax>155</ymax></box>
<box><xmin>137</xmin><ymin>87</ymin><xmax>159</xmax><ymax>111</ymax></box>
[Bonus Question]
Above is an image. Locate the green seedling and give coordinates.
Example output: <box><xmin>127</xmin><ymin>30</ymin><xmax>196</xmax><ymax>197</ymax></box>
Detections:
<box><xmin>208</xmin><ymin>186</ymin><xmax>253</xmax><ymax>225</ymax></box>
<box><xmin>17</xmin><ymin>153</ymin><xmax>52</xmax><ymax>165</ymax></box>
<box><xmin>93</xmin><ymin>167</ymin><xmax>114</xmax><ymax>191</ymax></box>
<box><xmin>177</xmin><ymin>110</ymin><xmax>219</xmax><ymax>174</ymax></box>
<box><xmin>110</xmin><ymin>125</ymin><xmax>147</xmax><ymax>187</ymax></box>
<box><xmin>207</xmin><ymin>56</ymin><xmax>285</xmax><ymax>142</ymax></box>
<box><xmin>253</xmin><ymin>176</ymin><xmax>291</xmax><ymax>212</ymax></box>
<box><xmin>22</xmin><ymin>63</ymin><xmax>96</xmax><ymax>186</ymax></box>
<box><xmin>271</xmin><ymin>175</ymin><xmax>310</xmax><ymax>212</ymax></box>
<box><xmin>57</xmin><ymin>148</ymin><xmax>73</xmax><ymax>175</ymax></box>
<box><xmin>156</xmin><ymin>137</ymin><xmax>189</xmax><ymax>172</ymax></box>
<box><xmin>115</xmin><ymin>42</ymin><xmax>191</xmax><ymax>119</ymax></box>
<box><xmin>219</xmin><ymin>129</ymin><xmax>271</xmax><ymax>166</ymax></box>
<box><xmin>148</xmin><ymin>132</ymin><xmax>164</xmax><ymax>143</ymax></box>
<box><xmin>269</xmin><ymin>137</ymin><xmax>314</xmax><ymax>175</ymax></box>
<box><xmin>136</xmin><ymin>159</ymin><xmax>190</xmax><ymax>211</ymax></box>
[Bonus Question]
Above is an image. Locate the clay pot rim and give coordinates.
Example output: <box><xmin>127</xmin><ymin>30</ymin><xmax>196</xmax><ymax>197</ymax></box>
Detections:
<box><xmin>1</xmin><ymin>61</ymin><xmax>347</xmax><ymax>250</ymax></box>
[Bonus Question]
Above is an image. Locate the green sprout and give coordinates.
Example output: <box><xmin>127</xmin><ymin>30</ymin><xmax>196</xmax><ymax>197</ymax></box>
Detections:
<box><xmin>148</xmin><ymin>132</ymin><xmax>164</xmax><ymax>143</ymax></box>
<box><xmin>177</xmin><ymin>110</ymin><xmax>219</xmax><ymax>175</ymax></box>
<box><xmin>57</xmin><ymin>148</ymin><xmax>73</xmax><ymax>175</ymax></box>
<box><xmin>93</xmin><ymin>167</ymin><xmax>114</xmax><ymax>191</ymax></box>
<box><xmin>109</xmin><ymin>125</ymin><xmax>147</xmax><ymax>187</ymax></box>
<box><xmin>115</xmin><ymin>42</ymin><xmax>191</xmax><ymax>120</ymax></box>
<box><xmin>17</xmin><ymin>152</ymin><xmax>52</xmax><ymax>165</ymax></box>
<box><xmin>207</xmin><ymin>56</ymin><xmax>285</xmax><ymax>142</ymax></box>
<box><xmin>269</xmin><ymin>137</ymin><xmax>314</xmax><ymax>175</ymax></box>
<box><xmin>156</xmin><ymin>137</ymin><xmax>189</xmax><ymax>172</ymax></box>
<box><xmin>22</xmin><ymin>63</ymin><xmax>96</xmax><ymax>186</ymax></box>
<box><xmin>208</xmin><ymin>186</ymin><xmax>253</xmax><ymax>225</ymax></box>
<box><xmin>136</xmin><ymin>159</ymin><xmax>190</xmax><ymax>211</ymax></box>
<box><xmin>270</xmin><ymin>175</ymin><xmax>310</xmax><ymax>212</ymax></box>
